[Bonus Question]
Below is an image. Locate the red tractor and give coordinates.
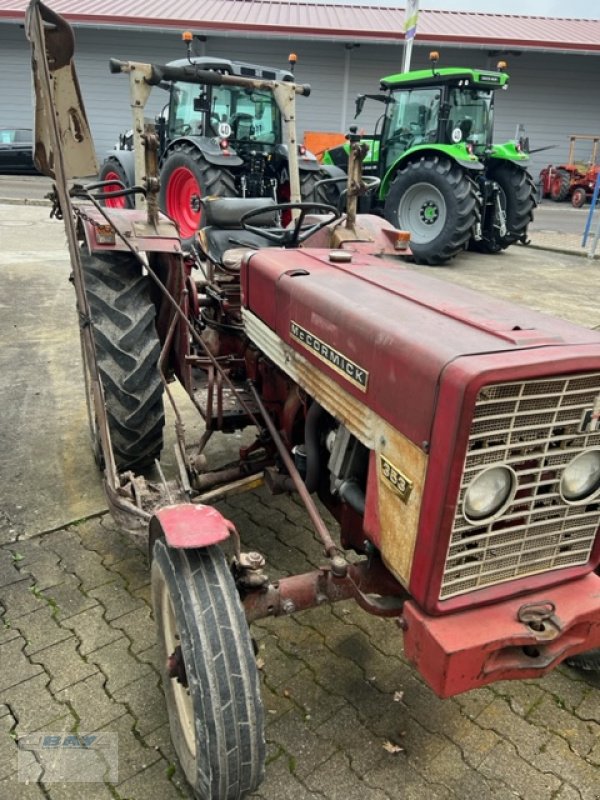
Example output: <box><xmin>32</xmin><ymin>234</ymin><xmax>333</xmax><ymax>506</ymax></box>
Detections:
<box><xmin>28</xmin><ymin>3</ymin><xmax>600</xmax><ymax>799</ymax></box>
<box><xmin>539</xmin><ymin>133</ymin><xmax>600</xmax><ymax>207</ymax></box>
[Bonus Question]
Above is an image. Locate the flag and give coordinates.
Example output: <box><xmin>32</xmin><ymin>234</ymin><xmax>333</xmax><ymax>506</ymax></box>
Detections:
<box><xmin>403</xmin><ymin>0</ymin><xmax>420</xmax><ymax>40</ymax></box>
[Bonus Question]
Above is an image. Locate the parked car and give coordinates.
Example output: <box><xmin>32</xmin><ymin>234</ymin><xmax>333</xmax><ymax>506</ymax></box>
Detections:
<box><xmin>0</xmin><ymin>128</ymin><xmax>38</xmax><ymax>173</ymax></box>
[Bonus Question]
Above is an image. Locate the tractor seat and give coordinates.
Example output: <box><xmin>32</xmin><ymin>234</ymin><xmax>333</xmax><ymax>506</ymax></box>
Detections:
<box><xmin>200</xmin><ymin>196</ymin><xmax>280</xmax><ymax>271</ymax></box>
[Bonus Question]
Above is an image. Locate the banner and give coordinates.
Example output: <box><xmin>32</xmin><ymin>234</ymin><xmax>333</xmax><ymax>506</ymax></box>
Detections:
<box><xmin>403</xmin><ymin>0</ymin><xmax>420</xmax><ymax>40</ymax></box>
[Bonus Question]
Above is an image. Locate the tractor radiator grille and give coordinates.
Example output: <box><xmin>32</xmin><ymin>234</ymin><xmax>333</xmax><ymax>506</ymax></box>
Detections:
<box><xmin>439</xmin><ymin>372</ymin><xmax>600</xmax><ymax>599</ymax></box>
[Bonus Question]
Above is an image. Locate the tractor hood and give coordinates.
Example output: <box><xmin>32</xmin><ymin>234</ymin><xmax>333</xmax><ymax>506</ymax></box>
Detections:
<box><xmin>242</xmin><ymin>248</ymin><xmax>600</xmax><ymax>446</ymax></box>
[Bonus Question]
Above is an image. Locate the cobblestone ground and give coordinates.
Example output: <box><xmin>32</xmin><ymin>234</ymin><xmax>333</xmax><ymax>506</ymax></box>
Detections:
<box><xmin>1</xmin><ymin>488</ymin><xmax>600</xmax><ymax>800</ymax></box>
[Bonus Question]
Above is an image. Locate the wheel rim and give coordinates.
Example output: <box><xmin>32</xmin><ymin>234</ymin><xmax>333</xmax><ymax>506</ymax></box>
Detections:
<box><xmin>102</xmin><ymin>170</ymin><xmax>126</xmax><ymax>209</ymax></box>
<box><xmin>396</xmin><ymin>182</ymin><xmax>447</xmax><ymax>244</ymax></box>
<box><xmin>166</xmin><ymin>166</ymin><xmax>202</xmax><ymax>239</ymax></box>
<box><xmin>159</xmin><ymin>575</ymin><xmax>196</xmax><ymax>758</ymax></box>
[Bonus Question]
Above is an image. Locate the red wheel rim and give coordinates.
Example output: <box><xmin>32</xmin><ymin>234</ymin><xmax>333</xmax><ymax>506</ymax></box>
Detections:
<box><xmin>103</xmin><ymin>170</ymin><xmax>126</xmax><ymax>209</ymax></box>
<box><xmin>166</xmin><ymin>167</ymin><xmax>202</xmax><ymax>239</ymax></box>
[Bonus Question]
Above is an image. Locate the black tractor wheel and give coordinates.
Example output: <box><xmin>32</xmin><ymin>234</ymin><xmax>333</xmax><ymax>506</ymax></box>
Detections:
<box><xmin>488</xmin><ymin>162</ymin><xmax>537</xmax><ymax>250</ymax></box>
<box><xmin>98</xmin><ymin>159</ymin><xmax>133</xmax><ymax>209</ymax></box>
<box><xmin>152</xmin><ymin>539</ymin><xmax>265</xmax><ymax>800</ymax></box>
<box><xmin>549</xmin><ymin>169</ymin><xmax>571</xmax><ymax>202</ymax></box>
<box><xmin>160</xmin><ymin>142</ymin><xmax>237</xmax><ymax>248</ymax></box>
<box><xmin>81</xmin><ymin>251</ymin><xmax>164</xmax><ymax>472</ymax></box>
<box><xmin>383</xmin><ymin>156</ymin><xmax>478</xmax><ymax>265</ymax></box>
<box><xmin>565</xmin><ymin>648</ymin><xmax>600</xmax><ymax>671</ymax></box>
<box><xmin>301</xmin><ymin>168</ymin><xmax>342</xmax><ymax>210</ymax></box>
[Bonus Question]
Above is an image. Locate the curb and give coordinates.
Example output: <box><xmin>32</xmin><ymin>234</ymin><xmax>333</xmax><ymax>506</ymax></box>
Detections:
<box><xmin>526</xmin><ymin>241</ymin><xmax>597</xmax><ymax>259</ymax></box>
<box><xmin>0</xmin><ymin>196</ymin><xmax>51</xmax><ymax>206</ymax></box>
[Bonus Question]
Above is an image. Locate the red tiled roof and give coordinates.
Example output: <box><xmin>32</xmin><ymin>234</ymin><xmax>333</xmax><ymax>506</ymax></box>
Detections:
<box><xmin>2</xmin><ymin>0</ymin><xmax>600</xmax><ymax>52</ymax></box>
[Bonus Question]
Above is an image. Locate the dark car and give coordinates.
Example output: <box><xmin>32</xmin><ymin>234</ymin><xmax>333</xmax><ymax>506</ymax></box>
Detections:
<box><xmin>0</xmin><ymin>128</ymin><xmax>38</xmax><ymax>174</ymax></box>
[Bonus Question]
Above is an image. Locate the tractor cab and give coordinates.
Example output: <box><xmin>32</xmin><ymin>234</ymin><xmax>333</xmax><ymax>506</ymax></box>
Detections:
<box><xmin>165</xmin><ymin>56</ymin><xmax>288</xmax><ymax>152</ymax></box>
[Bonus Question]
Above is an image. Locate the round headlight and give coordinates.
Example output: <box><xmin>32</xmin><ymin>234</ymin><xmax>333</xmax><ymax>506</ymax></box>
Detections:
<box><xmin>463</xmin><ymin>465</ymin><xmax>516</xmax><ymax>524</ymax></box>
<box><xmin>560</xmin><ymin>449</ymin><xmax>600</xmax><ymax>503</ymax></box>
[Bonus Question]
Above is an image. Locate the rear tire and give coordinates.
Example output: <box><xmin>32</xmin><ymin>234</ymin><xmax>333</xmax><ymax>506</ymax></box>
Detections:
<box><xmin>98</xmin><ymin>159</ymin><xmax>133</xmax><ymax>209</ymax></box>
<box><xmin>384</xmin><ymin>156</ymin><xmax>478</xmax><ymax>265</ymax></box>
<box><xmin>81</xmin><ymin>251</ymin><xmax>164</xmax><ymax>471</ymax></box>
<box><xmin>550</xmin><ymin>169</ymin><xmax>571</xmax><ymax>202</ymax></box>
<box><xmin>301</xmin><ymin>168</ymin><xmax>342</xmax><ymax>210</ymax></box>
<box><xmin>152</xmin><ymin>539</ymin><xmax>265</xmax><ymax>800</ymax></box>
<box><xmin>160</xmin><ymin>143</ymin><xmax>237</xmax><ymax>248</ymax></box>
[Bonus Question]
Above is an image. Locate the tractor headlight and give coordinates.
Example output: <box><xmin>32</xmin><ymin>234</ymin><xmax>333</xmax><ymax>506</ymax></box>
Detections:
<box><xmin>463</xmin><ymin>465</ymin><xmax>516</xmax><ymax>523</ymax></box>
<box><xmin>560</xmin><ymin>449</ymin><xmax>600</xmax><ymax>503</ymax></box>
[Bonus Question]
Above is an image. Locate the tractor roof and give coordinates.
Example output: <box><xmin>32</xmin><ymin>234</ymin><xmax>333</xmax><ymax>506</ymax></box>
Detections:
<box><xmin>166</xmin><ymin>56</ymin><xmax>294</xmax><ymax>83</ymax></box>
<box><xmin>380</xmin><ymin>67</ymin><xmax>509</xmax><ymax>91</ymax></box>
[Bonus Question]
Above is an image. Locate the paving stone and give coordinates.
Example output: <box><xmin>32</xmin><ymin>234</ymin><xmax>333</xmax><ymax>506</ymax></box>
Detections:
<box><xmin>528</xmin><ymin>734</ymin><xmax>600</xmax><ymax>800</ymax></box>
<box><xmin>62</xmin><ymin>605</ymin><xmax>122</xmax><ymax>656</ymax></box>
<box><xmin>533</xmin><ymin>669</ymin><xmax>592</xmax><ymax>714</ymax></box>
<box><xmin>266</xmin><ymin>709</ymin><xmax>337</xmax><ymax>780</ymax></box>
<box><xmin>13</xmin><ymin>604</ymin><xmax>72</xmax><ymax>656</ymax></box>
<box><xmin>29</xmin><ymin>637</ymin><xmax>98</xmax><ymax>692</ymax></box>
<box><xmin>0</xmin><ymin>579</ymin><xmax>47</xmax><ymax>620</ymax></box>
<box><xmin>526</xmin><ymin>693</ymin><xmax>600</xmax><ymax>758</ymax></box>
<box><xmin>271</xmin><ymin>666</ymin><xmax>344</xmax><ymax>729</ymax></box>
<box><xmin>115</xmin><ymin>756</ymin><xmax>184</xmax><ymax>800</ymax></box>
<box><xmin>110</xmin><ymin>605</ymin><xmax>156</xmax><ymax>654</ymax></box>
<box><xmin>574</xmin><ymin>688</ymin><xmax>600</xmax><ymax>723</ymax></box>
<box><xmin>45</xmin><ymin>576</ymin><xmax>98</xmax><ymax>621</ymax></box>
<box><xmin>46</xmin><ymin>530</ymin><xmax>116</xmax><ymax>591</ymax></box>
<box><xmin>56</xmin><ymin>673</ymin><xmax>128</xmax><ymax>732</ymax></box>
<box><xmin>0</xmin><ymin>549</ymin><xmax>27</xmax><ymax>587</ymax></box>
<box><xmin>95</xmin><ymin>713</ymin><xmax>161</xmax><ymax>786</ymax></box>
<box><xmin>88</xmin><ymin>579</ymin><xmax>146</xmax><ymax>622</ymax></box>
<box><xmin>0</xmin><ymin>637</ymin><xmax>43</xmax><ymax>691</ymax></box>
<box><xmin>475</xmin><ymin>696</ymin><xmax>553</xmax><ymax>763</ymax></box>
<box><xmin>478</xmin><ymin>739</ymin><xmax>561</xmax><ymax>800</ymax></box>
<box><xmin>0</xmin><ymin>710</ymin><xmax>18</xmax><ymax>780</ymax></box>
<box><xmin>0</xmin><ymin>776</ymin><xmax>47</xmax><ymax>798</ymax></box>
<box><xmin>304</xmin><ymin>750</ymin><xmax>397</xmax><ymax>800</ymax></box>
<box><xmin>88</xmin><ymin>638</ymin><xmax>153</xmax><ymax>696</ymax></box>
<box><xmin>109</xmin><ymin>554</ymin><xmax>151</xmax><ymax>593</ymax></box>
<box><xmin>18</xmin><ymin>552</ymin><xmax>65</xmax><ymax>591</ymax></box>
<box><xmin>0</xmin><ymin>614</ymin><xmax>21</xmax><ymax>646</ymax></box>
<box><xmin>113</xmin><ymin>674</ymin><xmax>167</xmax><ymax>736</ymax></box>
<box><xmin>249</xmin><ymin>747</ymin><xmax>325</xmax><ymax>800</ymax></box>
<box><xmin>0</xmin><ymin>673</ymin><xmax>73</xmax><ymax>734</ymax></box>
<box><xmin>315</xmin><ymin>704</ymin><xmax>389</xmax><ymax>776</ymax></box>
<box><xmin>143</xmin><ymin>723</ymin><xmax>189</xmax><ymax>796</ymax></box>
<box><xmin>80</xmin><ymin>518</ymin><xmax>145</xmax><ymax>565</ymax></box>
<box><xmin>45</xmin><ymin>783</ymin><xmax>118</xmax><ymax>799</ymax></box>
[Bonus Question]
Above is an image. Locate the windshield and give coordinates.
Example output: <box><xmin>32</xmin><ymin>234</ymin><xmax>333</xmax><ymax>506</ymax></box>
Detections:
<box><xmin>168</xmin><ymin>83</ymin><xmax>281</xmax><ymax>145</ymax></box>
<box><xmin>382</xmin><ymin>87</ymin><xmax>441</xmax><ymax>169</ymax></box>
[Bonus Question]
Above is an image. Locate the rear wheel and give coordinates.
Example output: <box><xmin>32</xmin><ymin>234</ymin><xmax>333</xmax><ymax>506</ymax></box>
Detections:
<box><xmin>152</xmin><ymin>539</ymin><xmax>265</xmax><ymax>800</ymax></box>
<box><xmin>159</xmin><ymin>143</ymin><xmax>237</xmax><ymax>248</ymax></box>
<box><xmin>384</xmin><ymin>156</ymin><xmax>478</xmax><ymax>265</ymax></box>
<box><xmin>81</xmin><ymin>251</ymin><xmax>164</xmax><ymax>471</ymax></box>
<box><xmin>550</xmin><ymin>169</ymin><xmax>571</xmax><ymax>202</ymax></box>
<box><xmin>98</xmin><ymin>159</ymin><xmax>133</xmax><ymax>209</ymax></box>
<box><xmin>301</xmin><ymin>169</ymin><xmax>342</xmax><ymax>210</ymax></box>
<box><xmin>571</xmin><ymin>186</ymin><xmax>587</xmax><ymax>208</ymax></box>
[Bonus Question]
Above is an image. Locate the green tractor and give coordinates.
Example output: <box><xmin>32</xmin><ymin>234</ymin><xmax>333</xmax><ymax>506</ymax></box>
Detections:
<box><xmin>323</xmin><ymin>53</ymin><xmax>537</xmax><ymax>265</ymax></box>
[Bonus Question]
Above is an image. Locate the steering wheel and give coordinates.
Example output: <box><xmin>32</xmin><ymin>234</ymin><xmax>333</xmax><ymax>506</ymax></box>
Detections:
<box><xmin>240</xmin><ymin>202</ymin><xmax>341</xmax><ymax>247</ymax></box>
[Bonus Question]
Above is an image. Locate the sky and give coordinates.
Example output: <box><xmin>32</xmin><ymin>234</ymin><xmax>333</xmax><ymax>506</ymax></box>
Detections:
<box><xmin>305</xmin><ymin>0</ymin><xmax>600</xmax><ymax>19</ymax></box>
<box><xmin>421</xmin><ymin>1</ymin><xmax>600</xmax><ymax>18</ymax></box>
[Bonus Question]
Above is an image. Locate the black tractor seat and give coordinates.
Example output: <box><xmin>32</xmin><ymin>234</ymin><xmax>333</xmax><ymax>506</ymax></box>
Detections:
<box><xmin>199</xmin><ymin>196</ymin><xmax>281</xmax><ymax>271</ymax></box>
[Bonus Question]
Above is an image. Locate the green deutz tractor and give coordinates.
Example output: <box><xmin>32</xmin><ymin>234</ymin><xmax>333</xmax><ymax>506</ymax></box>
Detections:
<box><xmin>323</xmin><ymin>54</ymin><xmax>537</xmax><ymax>265</ymax></box>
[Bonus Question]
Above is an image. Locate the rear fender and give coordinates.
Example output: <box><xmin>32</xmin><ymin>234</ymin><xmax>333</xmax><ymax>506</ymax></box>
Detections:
<box><xmin>77</xmin><ymin>207</ymin><xmax>181</xmax><ymax>254</ymax></box>
<box><xmin>380</xmin><ymin>144</ymin><xmax>483</xmax><ymax>197</ymax></box>
<box><xmin>162</xmin><ymin>135</ymin><xmax>244</xmax><ymax>168</ymax></box>
<box><xmin>103</xmin><ymin>150</ymin><xmax>135</xmax><ymax>186</ymax></box>
<box><xmin>149</xmin><ymin>504</ymin><xmax>235</xmax><ymax>559</ymax></box>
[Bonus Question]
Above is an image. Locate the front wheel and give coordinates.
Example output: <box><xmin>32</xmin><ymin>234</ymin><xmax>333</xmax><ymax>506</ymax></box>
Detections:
<box><xmin>383</xmin><ymin>156</ymin><xmax>478</xmax><ymax>265</ymax></box>
<box><xmin>565</xmin><ymin>648</ymin><xmax>600</xmax><ymax>671</ymax></box>
<box><xmin>151</xmin><ymin>539</ymin><xmax>265</xmax><ymax>800</ymax></box>
<box><xmin>159</xmin><ymin>143</ymin><xmax>237</xmax><ymax>248</ymax></box>
<box><xmin>488</xmin><ymin>162</ymin><xmax>537</xmax><ymax>250</ymax></box>
<box><xmin>98</xmin><ymin>159</ymin><xmax>133</xmax><ymax>209</ymax></box>
<box><xmin>550</xmin><ymin>169</ymin><xmax>571</xmax><ymax>202</ymax></box>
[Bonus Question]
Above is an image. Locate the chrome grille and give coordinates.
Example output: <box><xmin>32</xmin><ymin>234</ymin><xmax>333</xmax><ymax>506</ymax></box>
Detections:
<box><xmin>440</xmin><ymin>373</ymin><xmax>600</xmax><ymax>599</ymax></box>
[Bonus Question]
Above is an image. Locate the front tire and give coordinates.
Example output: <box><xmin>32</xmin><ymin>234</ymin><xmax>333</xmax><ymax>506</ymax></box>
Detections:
<box><xmin>384</xmin><ymin>156</ymin><xmax>478</xmax><ymax>265</ymax></box>
<box><xmin>160</xmin><ymin>143</ymin><xmax>237</xmax><ymax>248</ymax></box>
<box><xmin>489</xmin><ymin>162</ymin><xmax>537</xmax><ymax>249</ymax></box>
<box><xmin>81</xmin><ymin>251</ymin><xmax>165</xmax><ymax>471</ymax></box>
<box><xmin>301</xmin><ymin>168</ymin><xmax>342</xmax><ymax>210</ymax></box>
<box><xmin>152</xmin><ymin>539</ymin><xmax>265</xmax><ymax>800</ymax></box>
<box><xmin>565</xmin><ymin>648</ymin><xmax>600</xmax><ymax>671</ymax></box>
